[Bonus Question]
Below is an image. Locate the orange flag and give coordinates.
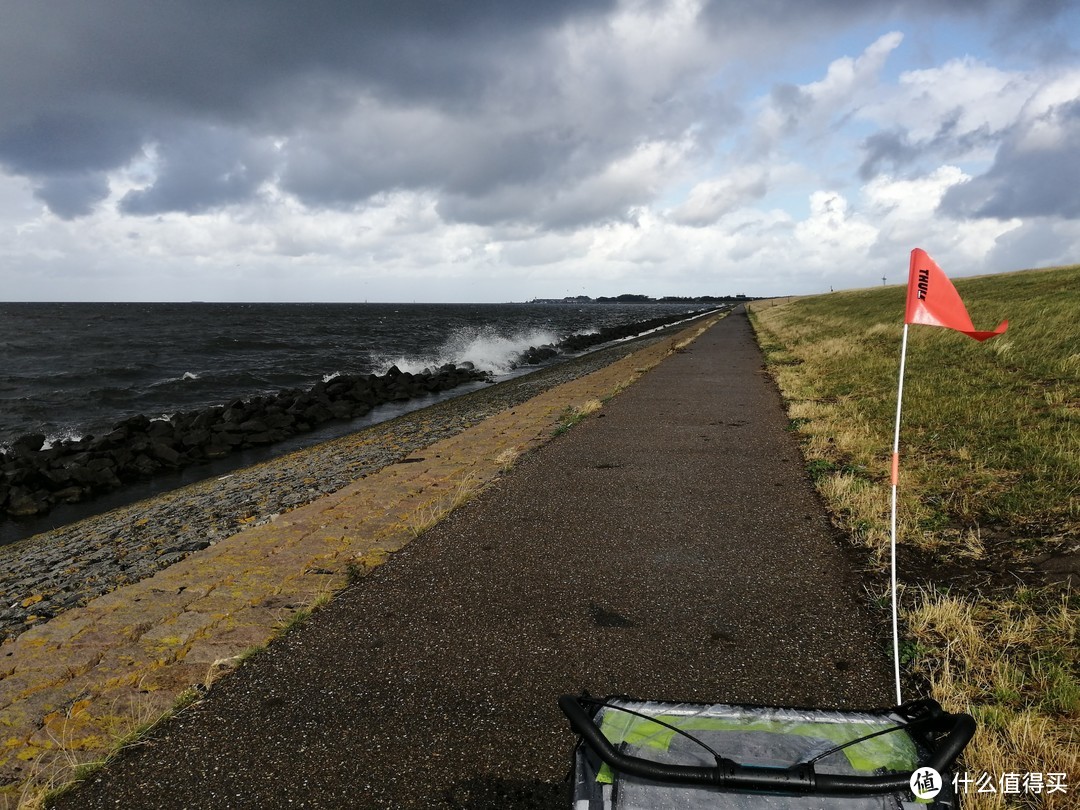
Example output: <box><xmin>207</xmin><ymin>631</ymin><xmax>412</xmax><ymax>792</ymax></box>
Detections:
<box><xmin>904</xmin><ymin>249</ymin><xmax>1008</xmax><ymax>341</ymax></box>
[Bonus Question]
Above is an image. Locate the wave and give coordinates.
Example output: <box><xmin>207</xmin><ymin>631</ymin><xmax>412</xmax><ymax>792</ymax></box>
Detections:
<box><xmin>375</xmin><ymin>325</ymin><xmax>560</xmax><ymax>376</ymax></box>
<box><xmin>145</xmin><ymin>371</ymin><xmax>202</xmax><ymax>392</ymax></box>
<box><xmin>41</xmin><ymin>429</ymin><xmax>84</xmax><ymax>451</ymax></box>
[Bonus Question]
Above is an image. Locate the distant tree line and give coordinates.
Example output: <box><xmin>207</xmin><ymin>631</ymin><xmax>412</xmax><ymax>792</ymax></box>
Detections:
<box><xmin>530</xmin><ymin>293</ymin><xmax>755</xmax><ymax>304</ymax></box>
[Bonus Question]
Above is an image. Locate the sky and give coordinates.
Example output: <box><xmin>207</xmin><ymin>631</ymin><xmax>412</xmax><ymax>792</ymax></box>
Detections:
<box><xmin>2</xmin><ymin>0</ymin><xmax>1079</xmax><ymax>303</ymax></box>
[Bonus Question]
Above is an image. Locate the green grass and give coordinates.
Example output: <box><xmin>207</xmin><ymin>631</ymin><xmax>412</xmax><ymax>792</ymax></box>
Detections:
<box><xmin>553</xmin><ymin>399</ymin><xmax>603</xmax><ymax>437</ymax></box>
<box><xmin>750</xmin><ymin>264</ymin><xmax>1079</xmax><ymax>810</ymax></box>
<box><xmin>752</xmin><ymin>266</ymin><xmax>1078</xmax><ymax>551</ymax></box>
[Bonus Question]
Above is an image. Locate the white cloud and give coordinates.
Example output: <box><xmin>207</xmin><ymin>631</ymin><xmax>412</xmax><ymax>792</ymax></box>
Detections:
<box><xmin>670</xmin><ymin>165</ymin><xmax>772</xmax><ymax>226</ymax></box>
<box><xmin>865</xmin><ymin>58</ymin><xmax>1036</xmax><ymax>143</ymax></box>
<box><xmin>803</xmin><ymin>30</ymin><xmax>904</xmax><ymax>109</ymax></box>
<box><xmin>794</xmin><ymin>191</ymin><xmax>877</xmax><ymax>255</ymax></box>
<box><xmin>753</xmin><ymin>31</ymin><xmax>904</xmax><ymax>154</ymax></box>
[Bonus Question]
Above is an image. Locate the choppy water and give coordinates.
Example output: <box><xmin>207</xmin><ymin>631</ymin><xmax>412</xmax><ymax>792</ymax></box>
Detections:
<box><xmin>0</xmin><ymin>301</ymin><xmax>704</xmax><ymax>449</ymax></box>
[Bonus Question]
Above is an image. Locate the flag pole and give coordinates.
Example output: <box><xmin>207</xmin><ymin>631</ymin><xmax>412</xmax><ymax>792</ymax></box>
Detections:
<box><xmin>889</xmin><ymin>323</ymin><xmax>910</xmax><ymax>706</ymax></box>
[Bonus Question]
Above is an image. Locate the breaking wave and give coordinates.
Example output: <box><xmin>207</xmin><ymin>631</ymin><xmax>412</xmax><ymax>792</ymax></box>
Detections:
<box><xmin>375</xmin><ymin>325</ymin><xmax>561</xmax><ymax>376</ymax></box>
<box><xmin>41</xmin><ymin>429</ymin><xmax>84</xmax><ymax>451</ymax></box>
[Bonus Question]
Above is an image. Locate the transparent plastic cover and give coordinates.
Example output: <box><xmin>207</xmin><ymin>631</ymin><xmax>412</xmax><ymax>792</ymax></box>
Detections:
<box><xmin>572</xmin><ymin>699</ymin><xmax>956</xmax><ymax>809</ymax></box>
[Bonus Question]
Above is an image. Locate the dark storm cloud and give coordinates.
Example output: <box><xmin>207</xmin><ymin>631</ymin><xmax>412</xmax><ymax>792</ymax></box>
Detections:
<box><xmin>1</xmin><ymin>0</ymin><xmax>617</xmax><ymax>116</ymax></box>
<box><xmin>696</xmin><ymin>0</ymin><xmax>977</xmax><ymax>38</ymax></box>
<box><xmin>0</xmin><ymin>109</ymin><xmax>144</xmax><ymax>217</ymax></box>
<box><xmin>1</xmin><ymin>0</ymin><xmax>1076</xmax><ymax>224</ymax></box>
<box><xmin>697</xmin><ymin>0</ymin><xmax>1078</xmax><ymax>68</ymax></box>
<box><xmin>698</xmin><ymin>0</ymin><xmax>1069</xmax><ymax>26</ymax></box>
<box><xmin>0</xmin><ymin>0</ymin><xmax>616</xmax><ymax>218</ymax></box>
<box><xmin>119</xmin><ymin>125</ymin><xmax>277</xmax><ymax>215</ymax></box>
<box><xmin>940</xmin><ymin>99</ymin><xmax>1080</xmax><ymax>219</ymax></box>
<box><xmin>34</xmin><ymin>173</ymin><xmax>112</xmax><ymax>220</ymax></box>
<box><xmin>0</xmin><ymin>111</ymin><xmax>144</xmax><ymax>175</ymax></box>
<box><xmin>278</xmin><ymin>110</ymin><xmax>570</xmax><ymax>208</ymax></box>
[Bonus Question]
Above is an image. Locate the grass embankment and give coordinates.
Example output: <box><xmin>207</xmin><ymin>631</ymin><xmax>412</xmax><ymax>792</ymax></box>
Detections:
<box><xmin>749</xmin><ymin>265</ymin><xmax>1078</xmax><ymax>809</ymax></box>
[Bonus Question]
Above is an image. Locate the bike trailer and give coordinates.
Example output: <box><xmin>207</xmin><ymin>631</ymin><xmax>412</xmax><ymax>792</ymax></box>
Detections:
<box><xmin>560</xmin><ymin>694</ymin><xmax>975</xmax><ymax>808</ymax></box>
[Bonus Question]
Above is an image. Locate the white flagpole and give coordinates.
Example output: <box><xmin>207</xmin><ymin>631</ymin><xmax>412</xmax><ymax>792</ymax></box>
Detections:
<box><xmin>889</xmin><ymin>323</ymin><xmax>910</xmax><ymax>706</ymax></box>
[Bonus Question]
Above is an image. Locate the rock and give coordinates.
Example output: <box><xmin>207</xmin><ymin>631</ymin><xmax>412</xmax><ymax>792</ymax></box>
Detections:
<box><xmin>179</xmin><ymin>429</ymin><xmax>212</xmax><ymax>449</ymax></box>
<box><xmin>215</xmin><ymin>430</ymin><xmax>245</xmax><ymax>447</ymax></box>
<box><xmin>192</xmin><ymin>409</ymin><xmax>221</xmax><ymax>429</ymax></box>
<box><xmin>116</xmin><ymin>414</ymin><xmax>152</xmax><ymax>433</ymax></box>
<box><xmin>42</xmin><ymin>467</ymin><xmax>74</xmax><ymax>488</ymax></box>
<box><xmin>147</xmin><ymin>420</ymin><xmax>176</xmax><ymax>439</ymax></box>
<box><xmin>329</xmin><ymin>402</ymin><xmax>355</xmax><ymax>420</ymax></box>
<box><xmin>7</xmin><ymin>488</ymin><xmax>46</xmax><ymax>516</ymax></box>
<box><xmin>51</xmin><ymin>486</ymin><xmax>85</xmax><ymax>504</ymax></box>
<box><xmin>131</xmin><ymin>454</ymin><xmax>159</xmax><ymax>475</ymax></box>
<box><xmin>221</xmin><ymin>402</ymin><xmax>249</xmax><ymax>423</ymax></box>
<box><xmin>91</xmin><ymin>467</ymin><xmax>123</xmax><ymax>490</ymax></box>
<box><xmin>149</xmin><ymin>441</ymin><xmax>181</xmax><ymax>466</ymax></box>
<box><xmin>103</xmin><ymin>426</ymin><xmax>130</xmax><ymax>446</ymax></box>
<box><xmin>12</xmin><ymin>434</ymin><xmax>46</xmax><ymax>456</ymax></box>
<box><xmin>1</xmin><ymin>346</ymin><xmax>496</xmax><ymax>520</ymax></box>
<box><xmin>108</xmin><ymin>446</ymin><xmax>135</xmax><ymax>469</ymax></box>
<box><xmin>348</xmin><ymin>381</ymin><xmax>377</xmax><ymax>405</ymax></box>
<box><xmin>303</xmin><ymin>404</ymin><xmax>333</xmax><ymax>424</ymax></box>
<box><xmin>324</xmin><ymin>376</ymin><xmax>356</xmax><ymax>398</ymax></box>
<box><xmin>263</xmin><ymin>412</ymin><xmax>295</xmax><ymax>430</ymax></box>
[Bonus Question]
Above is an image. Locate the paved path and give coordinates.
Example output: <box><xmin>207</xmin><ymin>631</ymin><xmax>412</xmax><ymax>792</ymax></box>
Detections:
<box><xmin>45</xmin><ymin>311</ymin><xmax>893</xmax><ymax>808</ymax></box>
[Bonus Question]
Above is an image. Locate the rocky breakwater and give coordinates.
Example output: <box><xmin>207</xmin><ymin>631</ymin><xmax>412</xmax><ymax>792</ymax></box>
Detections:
<box><xmin>0</xmin><ymin>363</ymin><xmax>489</xmax><ymax>521</ymax></box>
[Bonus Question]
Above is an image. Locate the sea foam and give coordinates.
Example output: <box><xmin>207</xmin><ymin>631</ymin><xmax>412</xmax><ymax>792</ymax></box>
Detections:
<box><xmin>376</xmin><ymin>325</ymin><xmax>561</xmax><ymax>376</ymax></box>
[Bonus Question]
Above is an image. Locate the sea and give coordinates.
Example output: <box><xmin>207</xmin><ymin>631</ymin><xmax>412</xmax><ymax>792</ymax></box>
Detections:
<box><xmin>0</xmin><ymin>301</ymin><xmax>708</xmax><ymax>452</ymax></box>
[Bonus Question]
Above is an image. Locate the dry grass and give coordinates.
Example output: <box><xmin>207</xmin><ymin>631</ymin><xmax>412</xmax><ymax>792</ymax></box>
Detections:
<box><xmin>553</xmin><ymin>399</ymin><xmax>604</xmax><ymax>436</ymax></box>
<box><xmin>493</xmin><ymin>446</ymin><xmax>521</xmax><ymax>473</ymax></box>
<box><xmin>749</xmin><ymin>264</ymin><xmax>1079</xmax><ymax>809</ymax></box>
<box><xmin>20</xmin><ymin>680</ymin><xmax>208</xmax><ymax>809</ymax></box>
<box><xmin>406</xmin><ymin>472</ymin><xmax>480</xmax><ymax>537</ymax></box>
<box><xmin>906</xmin><ymin>587</ymin><xmax>1078</xmax><ymax>809</ymax></box>
<box><xmin>274</xmin><ymin>587</ymin><xmax>335</xmax><ymax>634</ymax></box>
